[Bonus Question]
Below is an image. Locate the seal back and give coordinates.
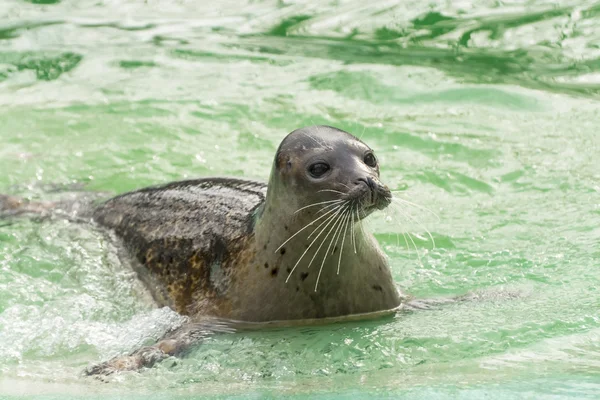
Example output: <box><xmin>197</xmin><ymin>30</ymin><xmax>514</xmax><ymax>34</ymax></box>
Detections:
<box><xmin>93</xmin><ymin>178</ymin><xmax>266</xmax><ymax>315</ymax></box>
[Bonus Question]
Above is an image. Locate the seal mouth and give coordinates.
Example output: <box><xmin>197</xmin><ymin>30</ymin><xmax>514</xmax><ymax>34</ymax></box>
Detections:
<box><xmin>343</xmin><ymin>177</ymin><xmax>392</xmax><ymax>216</ymax></box>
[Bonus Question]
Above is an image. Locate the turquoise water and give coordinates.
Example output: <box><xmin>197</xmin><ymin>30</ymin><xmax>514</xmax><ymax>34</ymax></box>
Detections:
<box><xmin>1</xmin><ymin>0</ymin><xmax>600</xmax><ymax>398</ymax></box>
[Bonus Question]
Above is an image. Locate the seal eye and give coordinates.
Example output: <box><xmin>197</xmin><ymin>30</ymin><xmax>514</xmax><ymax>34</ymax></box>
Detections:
<box><xmin>364</xmin><ymin>152</ymin><xmax>377</xmax><ymax>168</ymax></box>
<box><xmin>308</xmin><ymin>162</ymin><xmax>330</xmax><ymax>178</ymax></box>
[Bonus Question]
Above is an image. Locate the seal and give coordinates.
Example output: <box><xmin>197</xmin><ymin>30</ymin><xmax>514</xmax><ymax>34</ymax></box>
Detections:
<box><xmin>93</xmin><ymin>125</ymin><xmax>400</xmax><ymax>320</ymax></box>
<box><xmin>1</xmin><ymin>125</ymin><xmax>404</xmax><ymax>374</ymax></box>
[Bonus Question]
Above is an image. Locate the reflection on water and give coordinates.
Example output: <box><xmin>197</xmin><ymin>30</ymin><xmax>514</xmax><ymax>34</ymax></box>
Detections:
<box><xmin>1</xmin><ymin>0</ymin><xmax>600</xmax><ymax>398</ymax></box>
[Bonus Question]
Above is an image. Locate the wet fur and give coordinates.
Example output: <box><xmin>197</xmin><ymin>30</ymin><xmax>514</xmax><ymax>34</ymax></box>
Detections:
<box><xmin>93</xmin><ymin>178</ymin><xmax>266</xmax><ymax>316</ymax></box>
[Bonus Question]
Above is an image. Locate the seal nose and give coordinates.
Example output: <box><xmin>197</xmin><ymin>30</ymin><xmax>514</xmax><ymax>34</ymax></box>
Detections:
<box><xmin>366</xmin><ymin>177</ymin><xmax>376</xmax><ymax>190</ymax></box>
<box><xmin>356</xmin><ymin>177</ymin><xmax>376</xmax><ymax>203</ymax></box>
<box><xmin>356</xmin><ymin>177</ymin><xmax>376</xmax><ymax>191</ymax></box>
<box><xmin>355</xmin><ymin>177</ymin><xmax>392</xmax><ymax>210</ymax></box>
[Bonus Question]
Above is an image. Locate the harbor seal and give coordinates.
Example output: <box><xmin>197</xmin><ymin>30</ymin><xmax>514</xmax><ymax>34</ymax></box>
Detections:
<box><xmin>2</xmin><ymin>125</ymin><xmax>404</xmax><ymax>374</ymax></box>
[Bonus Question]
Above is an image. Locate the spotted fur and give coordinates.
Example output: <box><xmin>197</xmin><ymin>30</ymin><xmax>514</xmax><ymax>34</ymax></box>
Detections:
<box><xmin>93</xmin><ymin>178</ymin><xmax>266</xmax><ymax>315</ymax></box>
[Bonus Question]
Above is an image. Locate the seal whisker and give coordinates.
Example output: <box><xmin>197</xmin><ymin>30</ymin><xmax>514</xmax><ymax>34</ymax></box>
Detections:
<box><xmin>294</xmin><ymin>199</ymin><xmax>344</xmax><ymax>214</ymax></box>
<box><xmin>387</xmin><ymin>205</ymin><xmax>423</xmax><ymax>265</ymax></box>
<box><xmin>285</xmin><ymin>204</ymin><xmax>348</xmax><ymax>283</ymax></box>
<box><xmin>307</xmin><ymin>203</ymin><xmax>345</xmax><ymax>240</ymax></box>
<box><xmin>314</xmin><ymin>202</ymin><xmax>344</xmax><ymax>217</ymax></box>
<box><xmin>385</xmin><ymin>208</ymin><xmax>410</xmax><ymax>254</ymax></box>
<box><xmin>303</xmin><ymin>133</ymin><xmax>326</xmax><ymax>148</ymax></box>
<box><xmin>391</xmin><ymin>195</ymin><xmax>440</xmax><ymax>222</ymax></box>
<box><xmin>389</xmin><ymin>202</ymin><xmax>436</xmax><ymax>250</ymax></box>
<box><xmin>337</xmin><ymin>209</ymin><xmax>352</xmax><ymax>275</ymax></box>
<box><xmin>356</xmin><ymin>200</ymin><xmax>368</xmax><ymax>238</ymax></box>
<box><xmin>275</xmin><ymin>203</ymin><xmax>342</xmax><ymax>253</ymax></box>
<box><xmin>407</xmin><ymin>231</ymin><xmax>423</xmax><ymax>266</ymax></box>
<box><xmin>317</xmin><ymin>189</ymin><xmax>346</xmax><ymax>195</ymax></box>
<box><xmin>351</xmin><ymin>203</ymin><xmax>358</xmax><ymax>254</ymax></box>
<box><xmin>285</xmin><ymin>204</ymin><xmax>346</xmax><ymax>284</ymax></box>
<box><xmin>315</xmin><ymin>200</ymin><xmax>347</xmax><ymax>215</ymax></box>
<box><xmin>386</xmin><ymin>206</ymin><xmax>418</xmax><ymax>258</ymax></box>
<box><xmin>358</xmin><ymin>124</ymin><xmax>366</xmax><ymax>140</ymax></box>
<box><xmin>305</xmin><ymin>203</ymin><xmax>346</xmax><ymax>242</ymax></box>
<box><xmin>314</xmin><ymin>205</ymin><xmax>350</xmax><ymax>292</ymax></box>
<box><xmin>307</xmin><ymin>204</ymin><xmax>349</xmax><ymax>271</ymax></box>
<box><xmin>401</xmin><ymin>231</ymin><xmax>411</xmax><ymax>254</ymax></box>
<box><xmin>329</xmin><ymin>202</ymin><xmax>350</xmax><ymax>256</ymax></box>
<box><xmin>384</xmin><ymin>210</ymin><xmax>402</xmax><ymax>250</ymax></box>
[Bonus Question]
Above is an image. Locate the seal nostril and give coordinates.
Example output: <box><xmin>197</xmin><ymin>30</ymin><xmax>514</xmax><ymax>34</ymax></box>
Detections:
<box><xmin>355</xmin><ymin>177</ymin><xmax>377</xmax><ymax>203</ymax></box>
<box><xmin>355</xmin><ymin>178</ymin><xmax>368</xmax><ymax>187</ymax></box>
<box><xmin>366</xmin><ymin>177</ymin><xmax>376</xmax><ymax>190</ymax></box>
<box><xmin>356</xmin><ymin>177</ymin><xmax>378</xmax><ymax>191</ymax></box>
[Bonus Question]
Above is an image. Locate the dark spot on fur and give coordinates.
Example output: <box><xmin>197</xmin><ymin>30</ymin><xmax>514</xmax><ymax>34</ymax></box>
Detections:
<box><xmin>276</xmin><ymin>152</ymin><xmax>293</xmax><ymax>171</ymax></box>
<box><xmin>264</xmin><ymin>262</ymin><xmax>269</xmax><ymax>269</ymax></box>
<box><xmin>300</xmin><ymin>272</ymin><xmax>309</xmax><ymax>281</ymax></box>
<box><xmin>280</xmin><ymin>248</ymin><xmax>286</xmax><ymax>255</ymax></box>
<box><xmin>284</xmin><ymin>225</ymin><xmax>288</xmax><ymax>231</ymax></box>
<box><xmin>333</xmin><ymin>246</ymin><xmax>338</xmax><ymax>254</ymax></box>
<box><xmin>372</xmin><ymin>285</ymin><xmax>383</xmax><ymax>292</ymax></box>
<box><xmin>263</xmin><ymin>244</ymin><xmax>267</xmax><ymax>250</ymax></box>
<box><xmin>286</xmin><ymin>267</ymin><xmax>292</xmax><ymax>273</ymax></box>
<box><xmin>271</xmin><ymin>267</ymin><xmax>279</xmax><ymax>277</ymax></box>
<box><xmin>296</xmin><ymin>286</ymin><xmax>300</xmax><ymax>292</ymax></box>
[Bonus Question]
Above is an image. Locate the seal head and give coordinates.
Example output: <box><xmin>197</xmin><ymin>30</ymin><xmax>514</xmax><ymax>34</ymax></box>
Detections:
<box><xmin>269</xmin><ymin>125</ymin><xmax>392</xmax><ymax>220</ymax></box>
<box><xmin>231</xmin><ymin>125</ymin><xmax>401</xmax><ymax>321</ymax></box>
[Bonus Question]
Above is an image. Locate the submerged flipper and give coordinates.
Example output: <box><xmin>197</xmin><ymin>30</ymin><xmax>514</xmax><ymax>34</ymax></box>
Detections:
<box><xmin>85</xmin><ymin>319</ymin><xmax>236</xmax><ymax>376</ymax></box>
<box><xmin>0</xmin><ymin>194</ymin><xmax>55</xmax><ymax>217</ymax></box>
<box><xmin>402</xmin><ymin>288</ymin><xmax>525</xmax><ymax>312</ymax></box>
<box><xmin>0</xmin><ymin>190</ymin><xmax>105</xmax><ymax>221</ymax></box>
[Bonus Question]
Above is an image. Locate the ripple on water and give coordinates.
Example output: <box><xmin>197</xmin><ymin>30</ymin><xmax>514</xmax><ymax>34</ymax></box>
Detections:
<box><xmin>0</xmin><ymin>51</ymin><xmax>82</xmax><ymax>81</ymax></box>
<box><xmin>0</xmin><ymin>0</ymin><xmax>600</xmax><ymax>397</ymax></box>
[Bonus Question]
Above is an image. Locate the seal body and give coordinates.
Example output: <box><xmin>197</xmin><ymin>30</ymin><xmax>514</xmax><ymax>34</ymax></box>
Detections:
<box><xmin>93</xmin><ymin>178</ymin><xmax>266</xmax><ymax>318</ymax></box>
<box><xmin>93</xmin><ymin>125</ymin><xmax>402</xmax><ymax>323</ymax></box>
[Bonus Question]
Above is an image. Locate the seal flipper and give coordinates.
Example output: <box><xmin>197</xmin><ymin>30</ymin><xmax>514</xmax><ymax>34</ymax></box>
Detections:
<box><xmin>402</xmin><ymin>288</ymin><xmax>526</xmax><ymax>312</ymax></box>
<box><xmin>0</xmin><ymin>191</ymin><xmax>105</xmax><ymax>221</ymax></box>
<box><xmin>85</xmin><ymin>319</ymin><xmax>236</xmax><ymax>376</ymax></box>
<box><xmin>0</xmin><ymin>194</ymin><xmax>55</xmax><ymax>217</ymax></box>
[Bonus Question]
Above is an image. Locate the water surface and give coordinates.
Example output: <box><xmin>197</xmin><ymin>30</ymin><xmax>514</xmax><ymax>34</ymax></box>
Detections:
<box><xmin>1</xmin><ymin>0</ymin><xmax>600</xmax><ymax>398</ymax></box>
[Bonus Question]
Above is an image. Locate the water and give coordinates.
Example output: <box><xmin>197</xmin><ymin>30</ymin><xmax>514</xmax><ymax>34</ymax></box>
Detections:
<box><xmin>1</xmin><ymin>0</ymin><xmax>600</xmax><ymax>398</ymax></box>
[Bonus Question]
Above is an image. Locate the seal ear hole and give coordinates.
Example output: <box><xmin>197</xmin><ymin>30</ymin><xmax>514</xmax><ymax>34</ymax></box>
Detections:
<box><xmin>308</xmin><ymin>162</ymin><xmax>330</xmax><ymax>178</ymax></box>
<box><xmin>364</xmin><ymin>152</ymin><xmax>377</xmax><ymax>168</ymax></box>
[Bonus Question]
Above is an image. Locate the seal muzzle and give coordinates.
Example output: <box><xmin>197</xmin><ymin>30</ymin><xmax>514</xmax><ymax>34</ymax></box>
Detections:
<box><xmin>345</xmin><ymin>176</ymin><xmax>392</xmax><ymax>212</ymax></box>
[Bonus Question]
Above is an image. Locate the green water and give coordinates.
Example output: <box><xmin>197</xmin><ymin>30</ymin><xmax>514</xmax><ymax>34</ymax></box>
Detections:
<box><xmin>1</xmin><ymin>0</ymin><xmax>600</xmax><ymax>398</ymax></box>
